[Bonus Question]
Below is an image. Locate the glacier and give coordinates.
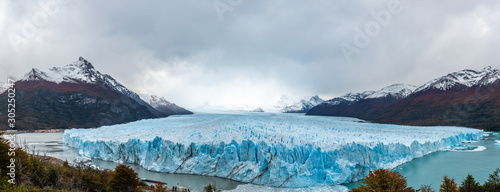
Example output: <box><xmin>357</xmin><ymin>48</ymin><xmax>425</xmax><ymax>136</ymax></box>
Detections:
<box><xmin>63</xmin><ymin>113</ymin><xmax>482</xmax><ymax>187</ymax></box>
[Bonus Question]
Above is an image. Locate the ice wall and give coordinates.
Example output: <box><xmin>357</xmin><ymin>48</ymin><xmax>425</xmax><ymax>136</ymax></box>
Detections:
<box><xmin>63</xmin><ymin>113</ymin><xmax>482</xmax><ymax>187</ymax></box>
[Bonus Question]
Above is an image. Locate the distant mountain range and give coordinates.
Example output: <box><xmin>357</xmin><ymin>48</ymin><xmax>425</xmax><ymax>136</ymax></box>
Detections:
<box><xmin>307</xmin><ymin>66</ymin><xmax>500</xmax><ymax>131</ymax></box>
<box><xmin>142</xmin><ymin>94</ymin><xmax>192</xmax><ymax>116</ymax></box>
<box><xmin>193</xmin><ymin>95</ymin><xmax>323</xmax><ymax>113</ymax></box>
<box><xmin>275</xmin><ymin>95</ymin><xmax>324</xmax><ymax>113</ymax></box>
<box><xmin>3</xmin><ymin>59</ymin><xmax>498</xmax><ymax>131</ymax></box>
<box><xmin>307</xmin><ymin>84</ymin><xmax>417</xmax><ymax>119</ymax></box>
<box><xmin>0</xmin><ymin>57</ymin><xmax>191</xmax><ymax>130</ymax></box>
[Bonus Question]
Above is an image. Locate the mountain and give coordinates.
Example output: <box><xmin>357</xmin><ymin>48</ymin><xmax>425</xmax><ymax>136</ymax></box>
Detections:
<box><xmin>413</xmin><ymin>66</ymin><xmax>500</xmax><ymax>93</ymax></box>
<box><xmin>307</xmin><ymin>67</ymin><xmax>500</xmax><ymax>131</ymax></box>
<box><xmin>275</xmin><ymin>95</ymin><xmax>324</xmax><ymax>113</ymax></box>
<box><xmin>306</xmin><ymin>84</ymin><xmax>418</xmax><ymax>120</ymax></box>
<box><xmin>142</xmin><ymin>95</ymin><xmax>192</xmax><ymax>115</ymax></box>
<box><xmin>374</xmin><ymin>67</ymin><xmax>500</xmax><ymax>131</ymax></box>
<box><xmin>0</xmin><ymin>57</ymin><xmax>187</xmax><ymax>130</ymax></box>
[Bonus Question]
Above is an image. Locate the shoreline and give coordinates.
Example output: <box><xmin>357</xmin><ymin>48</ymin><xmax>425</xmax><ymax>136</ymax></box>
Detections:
<box><xmin>1</xmin><ymin>129</ymin><xmax>65</xmax><ymax>134</ymax></box>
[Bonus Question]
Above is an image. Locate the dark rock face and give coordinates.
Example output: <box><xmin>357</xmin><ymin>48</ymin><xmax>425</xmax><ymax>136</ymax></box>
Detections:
<box><xmin>306</xmin><ymin>96</ymin><xmax>400</xmax><ymax>120</ymax></box>
<box><xmin>374</xmin><ymin>83</ymin><xmax>500</xmax><ymax>131</ymax></box>
<box><xmin>153</xmin><ymin>105</ymin><xmax>193</xmax><ymax>116</ymax></box>
<box><xmin>0</xmin><ymin>81</ymin><xmax>156</xmax><ymax>131</ymax></box>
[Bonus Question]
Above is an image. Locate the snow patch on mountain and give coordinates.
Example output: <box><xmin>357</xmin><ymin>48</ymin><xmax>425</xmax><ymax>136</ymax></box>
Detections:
<box><xmin>140</xmin><ymin>94</ymin><xmax>192</xmax><ymax>115</ymax></box>
<box><xmin>144</xmin><ymin>95</ymin><xmax>175</xmax><ymax>109</ymax></box>
<box><xmin>22</xmin><ymin>57</ymin><xmax>99</xmax><ymax>84</ymax></box>
<box><xmin>415</xmin><ymin>66</ymin><xmax>500</xmax><ymax>93</ymax></box>
<box><xmin>0</xmin><ymin>83</ymin><xmax>8</xmax><ymax>94</ymax></box>
<box><xmin>366</xmin><ymin>84</ymin><xmax>418</xmax><ymax>99</ymax></box>
<box><xmin>341</xmin><ymin>91</ymin><xmax>376</xmax><ymax>101</ymax></box>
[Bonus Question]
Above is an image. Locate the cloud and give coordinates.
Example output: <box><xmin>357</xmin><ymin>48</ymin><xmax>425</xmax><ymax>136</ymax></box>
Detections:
<box><xmin>2</xmin><ymin>0</ymin><xmax>500</xmax><ymax>109</ymax></box>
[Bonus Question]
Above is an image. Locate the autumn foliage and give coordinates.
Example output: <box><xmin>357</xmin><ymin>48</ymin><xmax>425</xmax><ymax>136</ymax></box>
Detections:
<box><xmin>0</xmin><ymin>132</ymin><xmax>155</xmax><ymax>191</ymax></box>
<box><xmin>439</xmin><ymin>176</ymin><xmax>459</xmax><ymax>192</ymax></box>
<box><xmin>351</xmin><ymin>169</ymin><xmax>414</xmax><ymax>192</ymax></box>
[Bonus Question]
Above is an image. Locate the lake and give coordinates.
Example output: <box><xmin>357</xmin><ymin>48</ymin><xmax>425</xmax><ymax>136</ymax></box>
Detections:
<box><xmin>10</xmin><ymin>131</ymin><xmax>500</xmax><ymax>191</ymax></box>
<box><xmin>344</xmin><ymin>132</ymin><xmax>500</xmax><ymax>190</ymax></box>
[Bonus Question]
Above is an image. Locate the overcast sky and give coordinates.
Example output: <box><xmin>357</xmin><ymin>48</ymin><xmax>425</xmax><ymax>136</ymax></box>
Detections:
<box><xmin>1</xmin><ymin>0</ymin><xmax>500</xmax><ymax>109</ymax></box>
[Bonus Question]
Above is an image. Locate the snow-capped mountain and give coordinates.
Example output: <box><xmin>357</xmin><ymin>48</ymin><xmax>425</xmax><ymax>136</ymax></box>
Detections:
<box><xmin>142</xmin><ymin>95</ymin><xmax>192</xmax><ymax>115</ymax></box>
<box><xmin>22</xmin><ymin>57</ymin><xmax>145</xmax><ymax>103</ymax></box>
<box><xmin>322</xmin><ymin>84</ymin><xmax>417</xmax><ymax>106</ymax></box>
<box><xmin>0</xmin><ymin>57</ymin><xmax>190</xmax><ymax>130</ymax></box>
<box><xmin>276</xmin><ymin>95</ymin><xmax>324</xmax><ymax>113</ymax></box>
<box><xmin>323</xmin><ymin>91</ymin><xmax>374</xmax><ymax>106</ymax></box>
<box><xmin>414</xmin><ymin>66</ymin><xmax>500</xmax><ymax>93</ymax></box>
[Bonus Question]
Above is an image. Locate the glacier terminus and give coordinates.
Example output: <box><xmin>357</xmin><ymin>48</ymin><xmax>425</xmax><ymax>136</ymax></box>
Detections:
<box><xmin>63</xmin><ymin>113</ymin><xmax>482</xmax><ymax>188</ymax></box>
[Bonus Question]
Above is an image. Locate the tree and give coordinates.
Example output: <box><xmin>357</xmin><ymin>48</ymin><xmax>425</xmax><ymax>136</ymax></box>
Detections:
<box><xmin>439</xmin><ymin>176</ymin><xmax>458</xmax><ymax>192</ymax></box>
<box><xmin>44</xmin><ymin>165</ymin><xmax>61</xmax><ymax>188</ymax></box>
<box><xmin>150</xmin><ymin>182</ymin><xmax>169</xmax><ymax>192</ymax></box>
<box><xmin>108</xmin><ymin>164</ymin><xmax>141</xmax><ymax>192</ymax></box>
<box><xmin>459</xmin><ymin>174</ymin><xmax>481</xmax><ymax>192</ymax></box>
<box><xmin>483</xmin><ymin>168</ymin><xmax>500</xmax><ymax>192</ymax></box>
<box><xmin>420</xmin><ymin>184</ymin><xmax>436</xmax><ymax>192</ymax></box>
<box><xmin>204</xmin><ymin>183</ymin><xmax>221</xmax><ymax>192</ymax></box>
<box><xmin>0</xmin><ymin>133</ymin><xmax>13</xmax><ymax>179</ymax></box>
<box><xmin>350</xmin><ymin>169</ymin><xmax>414</xmax><ymax>192</ymax></box>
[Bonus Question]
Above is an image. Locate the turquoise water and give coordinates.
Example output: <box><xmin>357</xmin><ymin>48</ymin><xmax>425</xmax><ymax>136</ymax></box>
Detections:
<box><xmin>396</xmin><ymin>133</ymin><xmax>500</xmax><ymax>189</ymax></box>
<box><xmin>344</xmin><ymin>133</ymin><xmax>500</xmax><ymax>190</ymax></box>
<box><xmin>11</xmin><ymin>132</ymin><xmax>500</xmax><ymax>191</ymax></box>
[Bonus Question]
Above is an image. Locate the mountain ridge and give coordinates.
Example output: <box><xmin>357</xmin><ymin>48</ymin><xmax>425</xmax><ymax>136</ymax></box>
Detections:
<box><xmin>307</xmin><ymin>66</ymin><xmax>500</xmax><ymax>131</ymax></box>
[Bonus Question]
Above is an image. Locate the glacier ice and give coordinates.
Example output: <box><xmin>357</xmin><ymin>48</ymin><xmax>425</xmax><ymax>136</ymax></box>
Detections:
<box><xmin>223</xmin><ymin>183</ymin><xmax>348</xmax><ymax>192</ymax></box>
<box><xmin>495</xmin><ymin>140</ymin><xmax>500</xmax><ymax>146</ymax></box>
<box><xmin>63</xmin><ymin>113</ymin><xmax>482</xmax><ymax>187</ymax></box>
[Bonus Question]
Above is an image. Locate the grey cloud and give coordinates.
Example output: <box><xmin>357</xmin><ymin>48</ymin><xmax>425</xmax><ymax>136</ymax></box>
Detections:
<box><xmin>2</xmin><ymin>0</ymin><xmax>500</xmax><ymax>108</ymax></box>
